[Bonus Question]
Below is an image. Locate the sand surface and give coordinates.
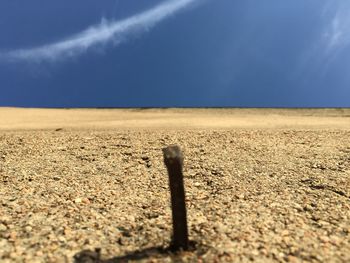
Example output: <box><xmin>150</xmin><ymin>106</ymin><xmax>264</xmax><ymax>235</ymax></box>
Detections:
<box><xmin>0</xmin><ymin>108</ymin><xmax>350</xmax><ymax>262</ymax></box>
<box><xmin>1</xmin><ymin>108</ymin><xmax>350</xmax><ymax>131</ymax></box>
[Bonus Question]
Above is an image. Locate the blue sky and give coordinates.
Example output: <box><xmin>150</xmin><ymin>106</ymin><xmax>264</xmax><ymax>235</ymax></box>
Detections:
<box><xmin>0</xmin><ymin>0</ymin><xmax>349</xmax><ymax>107</ymax></box>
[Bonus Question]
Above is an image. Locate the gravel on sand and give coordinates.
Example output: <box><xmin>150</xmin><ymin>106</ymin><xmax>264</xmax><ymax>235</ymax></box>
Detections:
<box><xmin>1</xmin><ymin>129</ymin><xmax>350</xmax><ymax>262</ymax></box>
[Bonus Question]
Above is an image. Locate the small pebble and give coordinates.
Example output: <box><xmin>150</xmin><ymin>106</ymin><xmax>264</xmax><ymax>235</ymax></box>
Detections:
<box><xmin>0</xmin><ymin>223</ymin><xmax>7</xmax><ymax>231</ymax></box>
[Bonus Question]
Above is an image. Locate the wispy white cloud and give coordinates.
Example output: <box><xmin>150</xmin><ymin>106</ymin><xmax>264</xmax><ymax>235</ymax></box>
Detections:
<box><xmin>291</xmin><ymin>3</ymin><xmax>350</xmax><ymax>83</ymax></box>
<box><xmin>323</xmin><ymin>5</ymin><xmax>350</xmax><ymax>53</ymax></box>
<box><xmin>3</xmin><ymin>0</ymin><xmax>198</xmax><ymax>62</ymax></box>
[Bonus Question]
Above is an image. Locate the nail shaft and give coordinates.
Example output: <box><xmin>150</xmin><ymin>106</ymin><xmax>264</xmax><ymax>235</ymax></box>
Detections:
<box><xmin>162</xmin><ymin>145</ymin><xmax>189</xmax><ymax>251</ymax></box>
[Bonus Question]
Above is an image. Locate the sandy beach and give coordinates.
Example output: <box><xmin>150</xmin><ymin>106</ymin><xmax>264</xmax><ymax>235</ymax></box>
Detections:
<box><xmin>0</xmin><ymin>108</ymin><xmax>349</xmax><ymax>262</ymax></box>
